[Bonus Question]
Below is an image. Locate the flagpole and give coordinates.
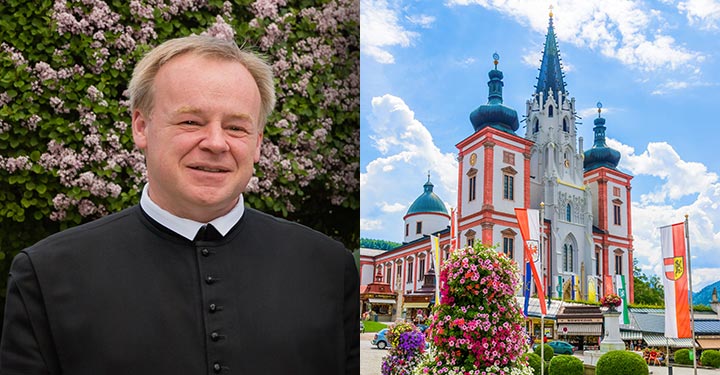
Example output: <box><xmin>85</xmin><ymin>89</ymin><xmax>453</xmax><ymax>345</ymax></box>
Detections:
<box><xmin>540</xmin><ymin>202</ymin><xmax>545</xmax><ymax>375</ymax></box>
<box><xmin>685</xmin><ymin>214</ymin><xmax>697</xmax><ymax>375</ymax></box>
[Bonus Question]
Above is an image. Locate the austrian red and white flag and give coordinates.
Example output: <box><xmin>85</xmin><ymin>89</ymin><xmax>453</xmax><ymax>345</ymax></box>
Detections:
<box><xmin>449</xmin><ymin>208</ymin><xmax>458</xmax><ymax>251</ymax></box>
<box><xmin>661</xmin><ymin>222</ymin><xmax>691</xmax><ymax>339</ymax></box>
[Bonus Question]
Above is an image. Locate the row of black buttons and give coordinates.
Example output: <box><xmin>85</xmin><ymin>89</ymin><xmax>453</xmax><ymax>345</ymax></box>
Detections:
<box><xmin>201</xmin><ymin>246</ymin><xmax>224</xmax><ymax>374</ymax></box>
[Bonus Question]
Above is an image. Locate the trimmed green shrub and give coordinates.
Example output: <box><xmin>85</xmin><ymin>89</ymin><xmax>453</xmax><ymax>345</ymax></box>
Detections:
<box><xmin>534</xmin><ymin>343</ymin><xmax>554</xmax><ymax>362</ymax></box>
<box><xmin>527</xmin><ymin>352</ymin><xmax>543</xmax><ymax>374</ymax></box>
<box><xmin>701</xmin><ymin>349</ymin><xmax>720</xmax><ymax>368</ymax></box>
<box><xmin>675</xmin><ymin>348</ymin><xmax>691</xmax><ymax>365</ymax></box>
<box><xmin>596</xmin><ymin>350</ymin><xmax>648</xmax><ymax>375</ymax></box>
<box><xmin>548</xmin><ymin>354</ymin><xmax>583</xmax><ymax>375</ymax></box>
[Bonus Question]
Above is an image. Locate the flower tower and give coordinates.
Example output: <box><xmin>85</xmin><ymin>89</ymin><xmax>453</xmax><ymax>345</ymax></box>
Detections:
<box><xmin>416</xmin><ymin>243</ymin><xmax>532</xmax><ymax>375</ymax></box>
<box><xmin>381</xmin><ymin>322</ymin><xmax>426</xmax><ymax>375</ymax></box>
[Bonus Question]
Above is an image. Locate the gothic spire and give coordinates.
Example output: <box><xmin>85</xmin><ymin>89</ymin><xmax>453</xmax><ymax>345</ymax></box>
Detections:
<box><xmin>535</xmin><ymin>7</ymin><xmax>567</xmax><ymax>102</ymax></box>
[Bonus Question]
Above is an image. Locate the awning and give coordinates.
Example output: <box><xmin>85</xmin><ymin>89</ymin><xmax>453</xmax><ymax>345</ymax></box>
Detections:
<box><xmin>643</xmin><ymin>334</ymin><xmax>695</xmax><ymax>348</ymax></box>
<box><xmin>621</xmin><ymin>330</ymin><xmax>643</xmax><ymax>340</ymax></box>
<box><xmin>404</xmin><ymin>302</ymin><xmax>430</xmax><ymax>309</ymax></box>
<box><xmin>698</xmin><ymin>338</ymin><xmax>720</xmax><ymax>349</ymax></box>
<box><xmin>557</xmin><ymin>324</ymin><xmax>602</xmax><ymax>335</ymax></box>
<box><xmin>368</xmin><ymin>298</ymin><xmax>396</xmax><ymax>304</ymax></box>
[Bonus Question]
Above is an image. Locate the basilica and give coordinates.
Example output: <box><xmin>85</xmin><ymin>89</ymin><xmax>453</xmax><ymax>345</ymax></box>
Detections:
<box><xmin>360</xmin><ymin>12</ymin><xmax>634</xmax><ymax>324</ymax></box>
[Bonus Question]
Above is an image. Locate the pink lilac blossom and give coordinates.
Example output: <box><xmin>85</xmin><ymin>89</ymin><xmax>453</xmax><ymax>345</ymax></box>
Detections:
<box><xmin>0</xmin><ymin>92</ymin><xmax>10</xmax><ymax>107</ymax></box>
<box><xmin>130</xmin><ymin>0</ymin><xmax>155</xmax><ymax>19</ymax></box>
<box><xmin>202</xmin><ymin>15</ymin><xmax>235</xmax><ymax>41</ymax></box>
<box><xmin>250</xmin><ymin>0</ymin><xmax>287</xmax><ymax>19</ymax></box>
<box><xmin>0</xmin><ymin>156</ymin><xmax>31</xmax><ymax>173</ymax></box>
<box><xmin>1</xmin><ymin>42</ymin><xmax>28</xmax><ymax>67</ymax></box>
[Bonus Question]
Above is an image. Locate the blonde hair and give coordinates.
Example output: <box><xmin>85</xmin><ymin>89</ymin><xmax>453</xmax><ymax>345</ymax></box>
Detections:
<box><xmin>128</xmin><ymin>35</ymin><xmax>276</xmax><ymax>128</ymax></box>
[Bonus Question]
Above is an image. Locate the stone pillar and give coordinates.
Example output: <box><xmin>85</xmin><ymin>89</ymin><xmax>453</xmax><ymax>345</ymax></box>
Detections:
<box><xmin>600</xmin><ymin>309</ymin><xmax>625</xmax><ymax>352</ymax></box>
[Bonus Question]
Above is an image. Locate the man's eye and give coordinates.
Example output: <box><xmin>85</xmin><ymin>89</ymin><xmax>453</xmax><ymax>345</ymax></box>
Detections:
<box><xmin>182</xmin><ymin>120</ymin><xmax>199</xmax><ymax>125</ymax></box>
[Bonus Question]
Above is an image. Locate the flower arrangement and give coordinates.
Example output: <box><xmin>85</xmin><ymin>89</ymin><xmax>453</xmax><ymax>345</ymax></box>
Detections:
<box><xmin>414</xmin><ymin>243</ymin><xmax>532</xmax><ymax>375</ymax></box>
<box><xmin>600</xmin><ymin>293</ymin><xmax>622</xmax><ymax>308</ymax></box>
<box><xmin>381</xmin><ymin>322</ymin><xmax>426</xmax><ymax>375</ymax></box>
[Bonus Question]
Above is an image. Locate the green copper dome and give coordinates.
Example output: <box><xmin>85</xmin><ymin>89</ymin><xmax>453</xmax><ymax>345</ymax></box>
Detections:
<box><xmin>584</xmin><ymin>109</ymin><xmax>621</xmax><ymax>171</ymax></box>
<box><xmin>406</xmin><ymin>177</ymin><xmax>448</xmax><ymax>216</ymax></box>
<box><xmin>469</xmin><ymin>54</ymin><xmax>520</xmax><ymax>135</ymax></box>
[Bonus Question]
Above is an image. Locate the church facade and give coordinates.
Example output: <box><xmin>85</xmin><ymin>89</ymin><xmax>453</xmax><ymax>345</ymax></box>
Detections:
<box><xmin>360</xmin><ymin>13</ymin><xmax>634</xmax><ymax>321</ymax></box>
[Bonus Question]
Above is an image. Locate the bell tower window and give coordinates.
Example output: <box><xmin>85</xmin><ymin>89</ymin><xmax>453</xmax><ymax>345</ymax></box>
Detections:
<box><xmin>533</xmin><ymin>118</ymin><xmax>539</xmax><ymax>133</ymax></box>
<box><xmin>563</xmin><ymin>118</ymin><xmax>568</xmax><ymax>132</ymax></box>
<box><xmin>566</xmin><ymin>203</ymin><xmax>572</xmax><ymax>222</ymax></box>
<box><xmin>548</xmin><ymin>105</ymin><xmax>554</xmax><ymax>117</ymax></box>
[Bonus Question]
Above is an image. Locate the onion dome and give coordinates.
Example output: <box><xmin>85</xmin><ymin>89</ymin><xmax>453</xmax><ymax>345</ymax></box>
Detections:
<box><xmin>583</xmin><ymin>102</ymin><xmax>621</xmax><ymax>171</ymax></box>
<box><xmin>469</xmin><ymin>53</ymin><xmax>520</xmax><ymax>134</ymax></box>
<box><xmin>406</xmin><ymin>175</ymin><xmax>448</xmax><ymax>216</ymax></box>
<box><xmin>536</xmin><ymin>8</ymin><xmax>567</xmax><ymax>103</ymax></box>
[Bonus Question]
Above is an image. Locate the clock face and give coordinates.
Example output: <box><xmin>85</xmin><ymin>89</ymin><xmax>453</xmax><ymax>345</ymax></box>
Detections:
<box><xmin>469</xmin><ymin>153</ymin><xmax>477</xmax><ymax>166</ymax></box>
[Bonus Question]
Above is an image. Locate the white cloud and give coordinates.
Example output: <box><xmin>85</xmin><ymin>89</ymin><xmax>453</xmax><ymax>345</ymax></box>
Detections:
<box><xmin>578</xmin><ymin>105</ymin><xmax>611</xmax><ymax>119</ymax></box>
<box><xmin>406</xmin><ymin>14</ymin><xmax>436</xmax><ymax>28</ymax></box>
<box><xmin>361</xmin><ymin>218</ymin><xmax>384</xmax><ymax>231</ymax></box>
<box><xmin>678</xmin><ymin>0</ymin><xmax>720</xmax><ymax>30</ymax></box>
<box><xmin>446</xmin><ymin>0</ymin><xmax>704</xmax><ymax>73</ymax></box>
<box><xmin>455</xmin><ymin>57</ymin><xmax>477</xmax><ymax>67</ymax></box>
<box><xmin>361</xmin><ymin>94</ymin><xmax>458</xmax><ymax>241</ymax></box>
<box><xmin>608</xmin><ymin>138</ymin><xmax>720</xmax><ymax>290</ymax></box>
<box><xmin>521</xmin><ymin>48</ymin><xmax>543</xmax><ymax>68</ymax></box>
<box><xmin>380</xmin><ymin>202</ymin><xmax>407</xmax><ymax>213</ymax></box>
<box><xmin>651</xmin><ymin>79</ymin><xmax>716</xmax><ymax>95</ymax></box>
<box><xmin>360</xmin><ymin>0</ymin><xmax>419</xmax><ymax>64</ymax></box>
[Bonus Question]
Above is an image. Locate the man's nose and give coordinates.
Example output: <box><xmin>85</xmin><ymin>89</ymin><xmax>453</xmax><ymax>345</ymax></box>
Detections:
<box><xmin>199</xmin><ymin>123</ymin><xmax>230</xmax><ymax>153</ymax></box>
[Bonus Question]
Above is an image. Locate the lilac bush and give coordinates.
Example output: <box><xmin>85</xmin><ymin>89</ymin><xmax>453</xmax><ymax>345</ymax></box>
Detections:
<box><xmin>0</xmin><ymin>0</ymin><xmax>358</xmax><ymax>309</ymax></box>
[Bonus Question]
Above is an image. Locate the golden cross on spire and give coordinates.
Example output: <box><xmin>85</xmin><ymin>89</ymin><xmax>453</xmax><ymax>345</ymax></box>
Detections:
<box><xmin>549</xmin><ymin>4</ymin><xmax>554</xmax><ymax>18</ymax></box>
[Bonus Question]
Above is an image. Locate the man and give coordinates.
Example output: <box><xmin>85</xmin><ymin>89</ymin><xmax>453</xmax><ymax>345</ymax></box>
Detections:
<box><xmin>0</xmin><ymin>35</ymin><xmax>359</xmax><ymax>374</ymax></box>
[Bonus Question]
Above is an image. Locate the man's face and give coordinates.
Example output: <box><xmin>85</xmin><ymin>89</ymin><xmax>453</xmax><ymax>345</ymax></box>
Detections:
<box><xmin>132</xmin><ymin>53</ymin><xmax>263</xmax><ymax>222</ymax></box>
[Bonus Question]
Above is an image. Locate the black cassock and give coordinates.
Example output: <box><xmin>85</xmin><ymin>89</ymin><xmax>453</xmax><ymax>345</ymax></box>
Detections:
<box><xmin>0</xmin><ymin>205</ymin><xmax>359</xmax><ymax>375</ymax></box>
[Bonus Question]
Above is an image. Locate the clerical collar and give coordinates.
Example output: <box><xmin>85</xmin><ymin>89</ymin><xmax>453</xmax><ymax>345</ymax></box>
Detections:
<box><xmin>139</xmin><ymin>184</ymin><xmax>245</xmax><ymax>241</ymax></box>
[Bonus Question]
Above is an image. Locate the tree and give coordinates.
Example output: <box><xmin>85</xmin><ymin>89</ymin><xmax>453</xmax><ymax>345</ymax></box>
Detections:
<box><xmin>633</xmin><ymin>259</ymin><xmax>664</xmax><ymax>306</ymax></box>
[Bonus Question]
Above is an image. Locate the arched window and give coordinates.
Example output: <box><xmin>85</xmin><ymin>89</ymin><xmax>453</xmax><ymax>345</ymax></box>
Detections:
<box><xmin>566</xmin><ymin>203</ymin><xmax>572</xmax><ymax>222</ymax></box>
<box><xmin>563</xmin><ymin>243</ymin><xmax>574</xmax><ymax>272</ymax></box>
<box><xmin>563</xmin><ymin>118</ymin><xmax>568</xmax><ymax>132</ymax></box>
<box><xmin>548</xmin><ymin>105</ymin><xmax>554</xmax><ymax>117</ymax></box>
<box><xmin>533</xmin><ymin>118</ymin><xmax>539</xmax><ymax>133</ymax></box>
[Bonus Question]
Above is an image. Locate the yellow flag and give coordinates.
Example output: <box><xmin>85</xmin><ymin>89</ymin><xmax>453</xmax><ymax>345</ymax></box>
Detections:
<box><xmin>431</xmin><ymin>235</ymin><xmax>440</xmax><ymax>305</ymax></box>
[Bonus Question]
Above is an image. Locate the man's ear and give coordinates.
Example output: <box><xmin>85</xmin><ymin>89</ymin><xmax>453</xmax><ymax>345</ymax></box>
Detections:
<box><xmin>253</xmin><ymin>130</ymin><xmax>263</xmax><ymax>163</ymax></box>
<box><xmin>132</xmin><ymin>110</ymin><xmax>149</xmax><ymax>151</ymax></box>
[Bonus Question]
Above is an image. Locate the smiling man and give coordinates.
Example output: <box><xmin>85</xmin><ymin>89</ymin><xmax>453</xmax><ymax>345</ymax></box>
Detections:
<box><xmin>0</xmin><ymin>35</ymin><xmax>359</xmax><ymax>375</ymax></box>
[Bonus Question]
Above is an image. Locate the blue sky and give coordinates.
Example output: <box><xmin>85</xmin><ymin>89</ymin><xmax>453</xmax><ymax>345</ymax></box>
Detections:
<box><xmin>360</xmin><ymin>0</ymin><xmax>720</xmax><ymax>291</ymax></box>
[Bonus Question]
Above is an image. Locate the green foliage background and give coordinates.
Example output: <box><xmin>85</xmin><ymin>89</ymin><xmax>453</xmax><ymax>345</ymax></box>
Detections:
<box><xmin>0</xmin><ymin>0</ymin><xmax>359</xmax><ymax>324</ymax></box>
<box><xmin>633</xmin><ymin>259</ymin><xmax>664</xmax><ymax>306</ymax></box>
<box><xmin>360</xmin><ymin>237</ymin><xmax>401</xmax><ymax>250</ymax></box>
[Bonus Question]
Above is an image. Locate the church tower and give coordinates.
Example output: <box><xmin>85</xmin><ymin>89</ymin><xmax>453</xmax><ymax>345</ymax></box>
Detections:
<box><xmin>583</xmin><ymin>104</ymin><xmax>634</xmax><ymax>302</ymax></box>
<box><xmin>403</xmin><ymin>175</ymin><xmax>450</xmax><ymax>243</ymax></box>
<box><xmin>456</xmin><ymin>53</ymin><xmax>533</xmax><ymax>268</ymax></box>
<box><xmin>525</xmin><ymin>10</ymin><xmax>594</xmax><ymax>300</ymax></box>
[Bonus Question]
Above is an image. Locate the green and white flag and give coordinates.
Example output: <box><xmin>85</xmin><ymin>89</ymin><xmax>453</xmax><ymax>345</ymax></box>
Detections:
<box><xmin>615</xmin><ymin>274</ymin><xmax>630</xmax><ymax>324</ymax></box>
